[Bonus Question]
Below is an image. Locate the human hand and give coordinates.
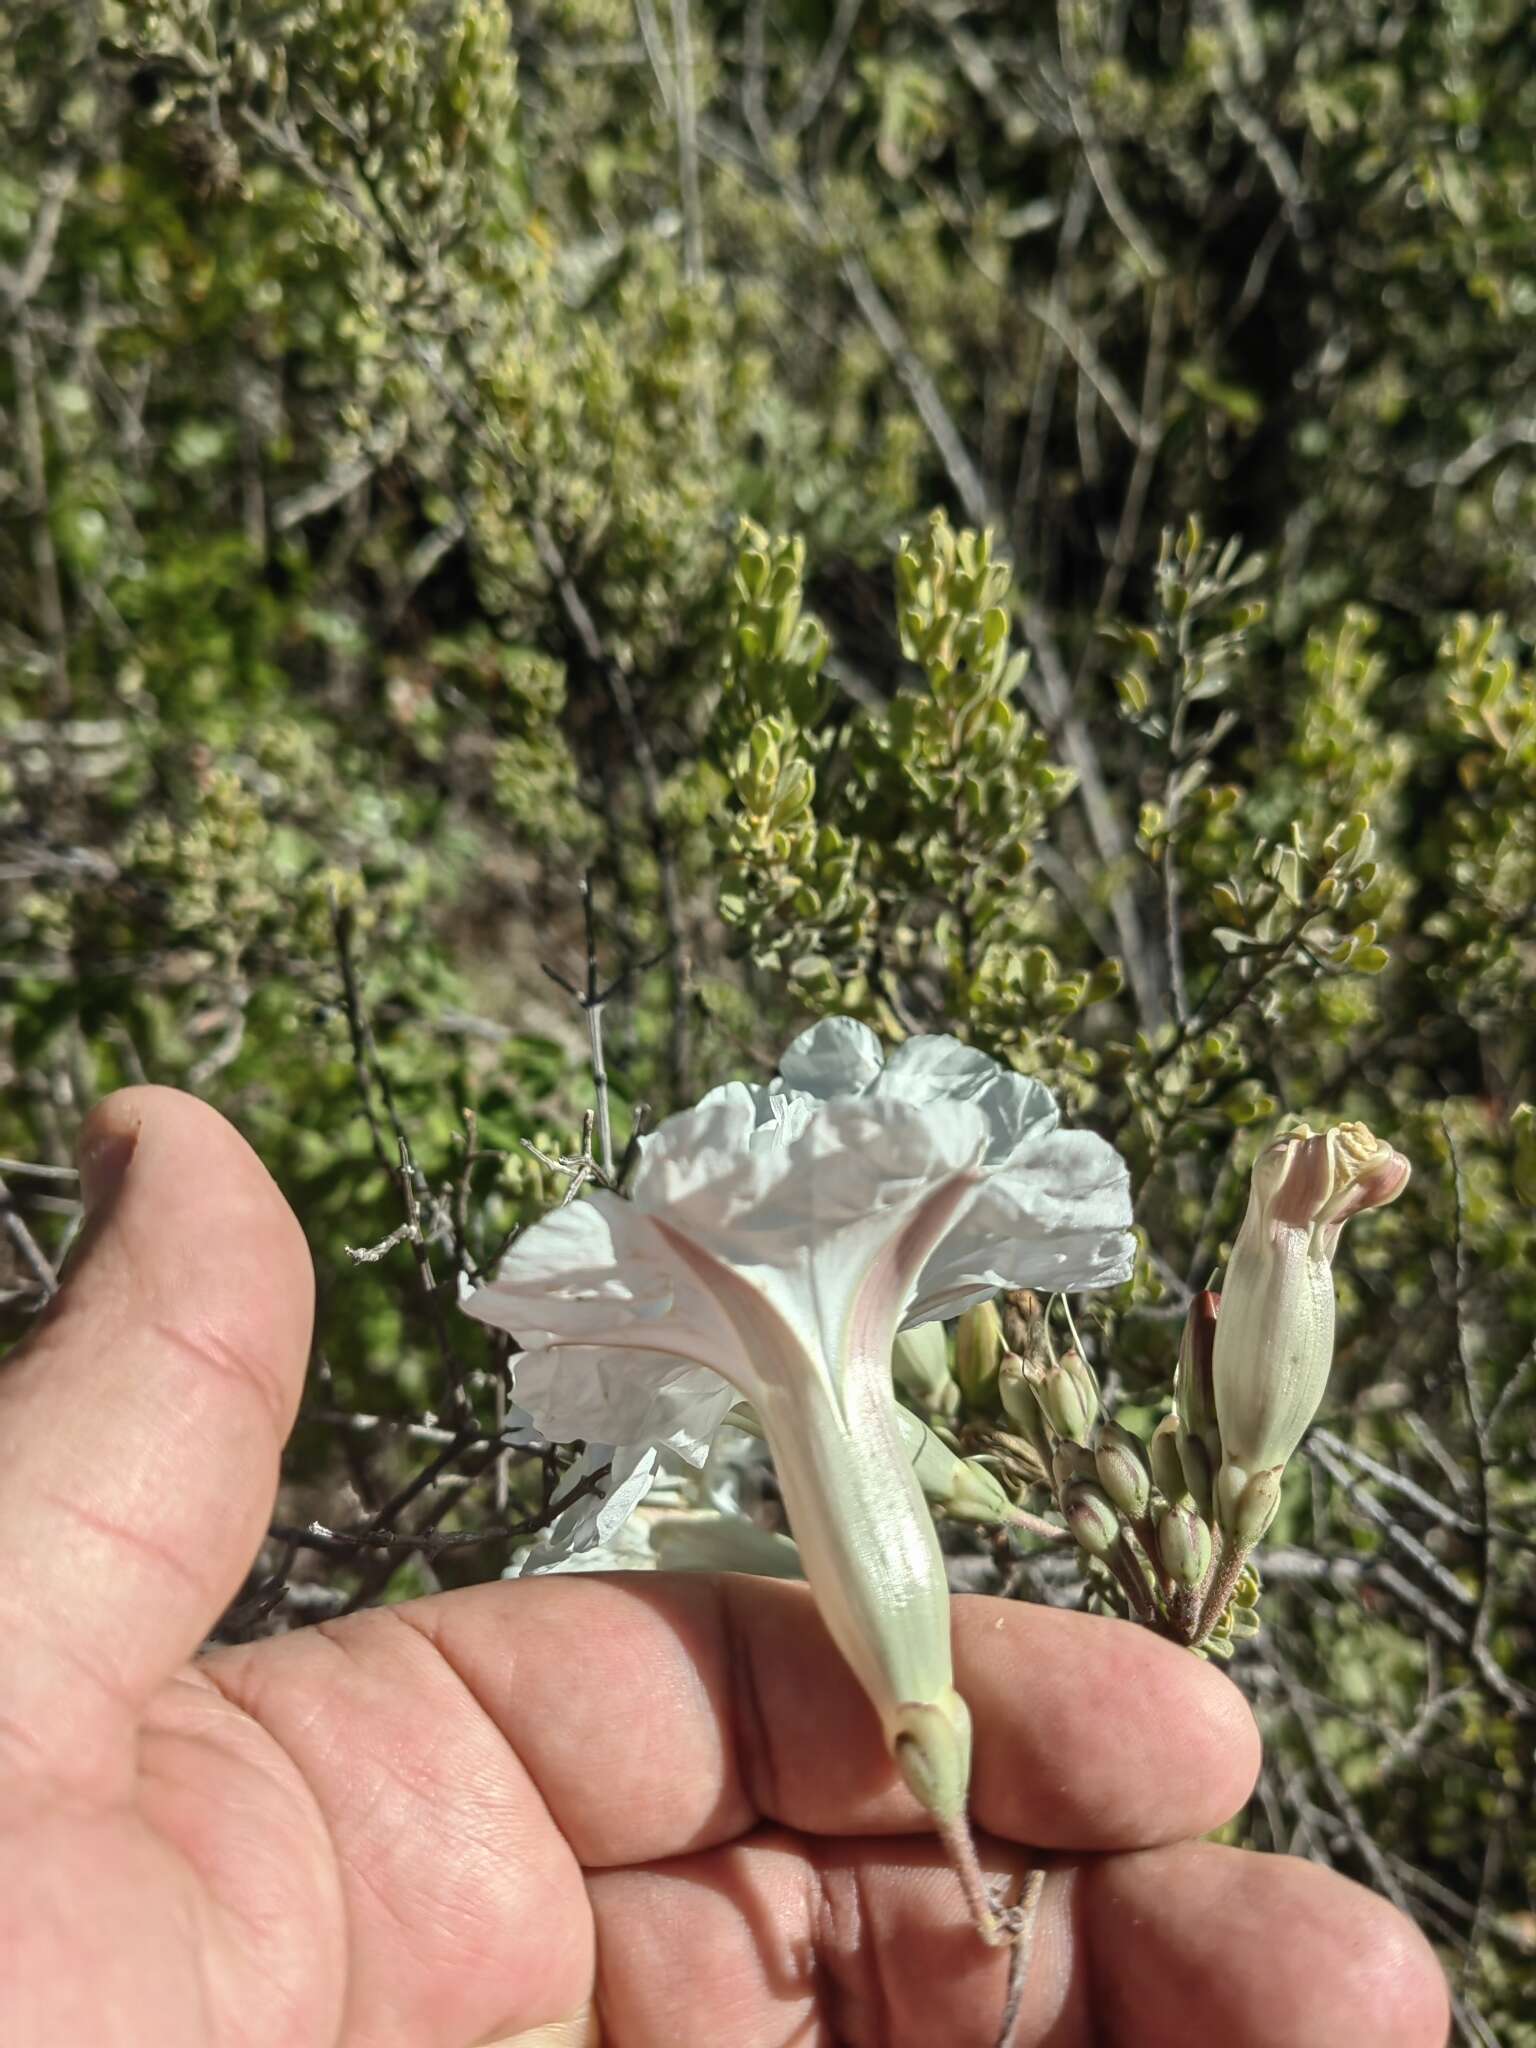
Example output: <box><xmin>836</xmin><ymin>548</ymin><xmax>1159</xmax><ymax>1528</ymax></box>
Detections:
<box><xmin>0</xmin><ymin>1088</ymin><xmax>1450</xmax><ymax>2047</ymax></box>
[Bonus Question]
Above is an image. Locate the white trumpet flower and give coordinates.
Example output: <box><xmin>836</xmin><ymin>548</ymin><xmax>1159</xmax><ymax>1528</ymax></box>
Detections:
<box><xmin>466</xmin><ymin>1018</ymin><xmax>1132</xmax><ymax>1818</ymax></box>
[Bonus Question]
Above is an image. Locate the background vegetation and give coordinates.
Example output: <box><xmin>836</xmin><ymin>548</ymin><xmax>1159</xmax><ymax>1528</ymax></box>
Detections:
<box><xmin>2</xmin><ymin>2</ymin><xmax>1532</xmax><ymax>2037</ymax></box>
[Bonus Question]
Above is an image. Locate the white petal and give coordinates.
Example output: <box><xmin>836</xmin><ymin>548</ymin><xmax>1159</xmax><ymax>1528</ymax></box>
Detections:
<box><xmin>626</xmin><ymin>1087</ymin><xmax>761</xmax><ymax>1206</ymax></box>
<box><xmin>876</xmin><ymin>1036</ymin><xmax>1058</xmax><ymax>1160</ymax></box>
<box><xmin>907</xmin><ymin>1127</ymin><xmax>1134</xmax><ymax>1318</ymax></box>
<box><xmin>508</xmin><ymin>1345</ymin><xmax>736</xmax><ymax>1462</ymax></box>
<box><xmin>777</xmin><ymin>1016</ymin><xmax>885</xmax><ymax>1097</ymax></box>
<box><xmin>465</xmin><ymin>1192</ymin><xmax>757</xmax><ymax>1383</ymax></box>
<box><xmin>643</xmin><ymin>1095</ymin><xmax>985</xmax><ymax>1250</ymax></box>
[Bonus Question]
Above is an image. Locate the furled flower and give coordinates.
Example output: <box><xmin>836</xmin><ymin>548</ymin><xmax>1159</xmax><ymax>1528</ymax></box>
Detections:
<box><xmin>1212</xmin><ymin>1120</ymin><xmax>1409</xmax><ymax>1534</ymax></box>
<box><xmin>466</xmin><ymin>1018</ymin><xmax>1132</xmax><ymax>1820</ymax></box>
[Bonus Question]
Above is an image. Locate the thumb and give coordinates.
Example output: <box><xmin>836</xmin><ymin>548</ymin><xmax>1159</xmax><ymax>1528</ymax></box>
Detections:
<box><xmin>0</xmin><ymin>1087</ymin><xmax>313</xmax><ymax>1783</ymax></box>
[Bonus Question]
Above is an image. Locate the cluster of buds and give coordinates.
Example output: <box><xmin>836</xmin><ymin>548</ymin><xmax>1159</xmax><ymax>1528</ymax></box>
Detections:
<box><xmin>947</xmin><ymin>1121</ymin><xmax>1410</xmax><ymax>1652</ymax></box>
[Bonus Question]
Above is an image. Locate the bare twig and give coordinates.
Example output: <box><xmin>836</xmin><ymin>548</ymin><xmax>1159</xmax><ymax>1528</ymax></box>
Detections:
<box><xmin>541</xmin><ymin>873</ymin><xmax>631</xmax><ymax>1178</ymax></box>
<box><xmin>1443</xmin><ymin>1118</ymin><xmax>1536</xmax><ymax>1718</ymax></box>
<box><xmin>0</xmin><ymin>1157</ymin><xmax>78</xmax><ymax>1183</ymax></box>
<box><xmin>0</xmin><ymin>1167</ymin><xmax>60</xmax><ymax>1299</ymax></box>
<box><xmin>0</xmin><ymin>159</ymin><xmax>78</xmax><ymax>310</ymax></box>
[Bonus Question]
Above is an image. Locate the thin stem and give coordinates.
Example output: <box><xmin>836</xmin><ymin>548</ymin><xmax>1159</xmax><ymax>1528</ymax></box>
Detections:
<box><xmin>10</xmin><ymin>321</ymin><xmax>69</xmax><ymax>712</ymax></box>
<box><xmin>0</xmin><ymin>1167</ymin><xmax>59</xmax><ymax>1299</ymax></box>
<box><xmin>1108</xmin><ymin>1535</ymin><xmax>1158</xmax><ymax>1625</ymax></box>
<box><xmin>938</xmin><ymin>1810</ymin><xmax>1003</xmax><ymax>1944</ymax></box>
<box><xmin>587</xmin><ymin>999</ymin><xmax>613</xmax><ymax>1181</ymax></box>
<box><xmin>997</xmin><ymin>1869</ymin><xmax>1048</xmax><ymax>2048</ymax></box>
<box><xmin>1169</xmin><ymin>1583</ymin><xmax>1203</xmax><ymax>1642</ymax></box>
<box><xmin>937</xmin><ymin>1813</ymin><xmax>1049</xmax><ymax>2048</ymax></box>
<box><xmin>668</xmin><ymin>0</ymin><xmax>705</xmax><ymax>284</ymax></box>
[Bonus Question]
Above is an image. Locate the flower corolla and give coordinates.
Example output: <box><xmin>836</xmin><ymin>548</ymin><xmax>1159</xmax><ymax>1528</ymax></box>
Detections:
<box><xmin>466</xmin><ymin>1018</ymin><xmax>1133</xmax><ymax>1814</ymax></box>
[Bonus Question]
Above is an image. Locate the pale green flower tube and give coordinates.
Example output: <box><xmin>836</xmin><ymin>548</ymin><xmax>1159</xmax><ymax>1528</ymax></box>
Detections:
<box><xmin>650</xmin><ymin>1168</ymin><xmax>979</xmax><ymax>1816</ymax></box>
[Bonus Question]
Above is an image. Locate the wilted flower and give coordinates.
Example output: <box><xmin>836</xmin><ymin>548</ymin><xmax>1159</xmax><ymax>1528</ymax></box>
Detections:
<box><xmin>997</xmin><ymin>1350</ymin><xmax>1054</xmax><ymax>1469</ymax></box>
<box><xmin>1212</xmin><ymin>1120</ymin><xmax>1409</xmax><ymax>1534</ymax></box>
<box><xmin>466</xmin><ymin>1017</ymin><xmax>1133</xmax><ymax>1819</ymax></box>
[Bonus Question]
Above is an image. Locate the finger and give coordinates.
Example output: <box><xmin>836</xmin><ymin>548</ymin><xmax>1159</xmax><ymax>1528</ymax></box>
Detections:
<box><xmin>586</xmin><ymin>1832</ymin><xmax>1451</xmax><ymax>2047</ymax></box>
<box><xmin>1080</xmin><ymin>1840</ymin><xmax>1450</xmax><ymax>2048</ymax></box>
<box><xmin>0</xmin><ymin>1087</ymin><xmax>313</xmax><ymax>1774</ymax></box>
<box><xmin>587</xmin><ymin>1827</ymin><xmax>1040</xmax><ymax>2047</ymax></box>
<box><xmin>235</xmin><ymin>1572</ymin><xmax>1256</xmax><ymax>1875</ymax></box>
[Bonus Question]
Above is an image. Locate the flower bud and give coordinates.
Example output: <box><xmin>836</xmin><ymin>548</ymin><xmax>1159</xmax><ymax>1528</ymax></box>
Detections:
<box><xmin>892</xmin><ymin>1323</ymin><xmax>959</xmax><ymax>1417</ymax></box>
<box><xmin>1027</xmin><ymin>1347</ymin><xmax>1097</xmax><ymax>1442</ymax></box>
<box><xmin>1213</xmin><ymin>1122</ymin><xmax>1409</xmax><ymax>1479</ymax></box>
<box><xmin>953</xmin><ymin>1298</ymin><xmax>1004</xmax><ymax>1411</ymax></box>
<box><xmin>1156</xmin><ymin>1503</ymin><xmax>1213</xmax><ymax>1588</ymax></box>
<box><xmin>892</xmin><ymin>1407</ymin><xmax>1013</xmax><ymax>1525</ymax></box>
<box><xmin>1215</xmin><ymin>1462</ymin><xmax>1284</xmax><ymax>1548</ymax></box>
<box><xmin>997</xmin><ymin>1351</ymin><xmax>1054</xmax><ymax>1468</ymax></box>
<box><xmin>1051</xmin><ymin>1440</ymin><xmax>1097</xmax><ymax>1495</ymax></box>
<box><xmin>1063</xmin><ymin>1482</ymin><xmax>1121</xmax><ymax>1559</ymax></box>
<box><xmin>1095</xmin><ymin>1420</ymin><xmax>1151</xmax><ymax>1520</ymax></box>
<box><xmin>1149</xmin><ymin>1414</ymin><xmax>1188</xmax><ymax>1503</ymax></box>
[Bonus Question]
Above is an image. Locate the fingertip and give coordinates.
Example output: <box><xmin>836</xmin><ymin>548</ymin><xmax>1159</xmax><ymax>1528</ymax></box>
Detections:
<box><xmin>1088</xmin><ymin>1843</ymin><xmax>1453</xmax><ymax>2048</ymax></box>
<box><xmin>1318</xmin><ymin>1864</ymin><xmax>1451</xmax><ymax>2048</ymax></box>
<box><xmin>956</xmin><ymin>1601</ymin><xmax>1261</xmax><ymax>1846</ymax></box>
<box><xmin>79</xmin><ymin>1085</ymin><xmax>314</xmax><ymax>1355</ymax></box>
<box><xmin>1176</xmin><ymin>1641</ymin><xmax>1264</xmax><ymax>1819</ymax></box>
<box><xmin>76</xmin><ymin>1091</ymin><xmax>144</xmax><ymax>1213</ymax></box>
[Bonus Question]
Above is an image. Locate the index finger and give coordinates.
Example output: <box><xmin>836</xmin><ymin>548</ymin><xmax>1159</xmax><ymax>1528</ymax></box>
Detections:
<box><xmin>222</xmin><ymin>1570</ymin><xmax>1259</xmax><ymax>1876</ymax></box>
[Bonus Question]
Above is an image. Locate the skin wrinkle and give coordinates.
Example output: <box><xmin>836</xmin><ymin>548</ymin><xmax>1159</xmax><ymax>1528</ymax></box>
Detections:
<box><xmin>210</xmin><ymin>1615</ymin><xmax>535</xmax><ymax>2046</ymax></box>
<box><xmin>716</xmin><ymin>1576</ymin><xmax>784</xmax><ymax>1831</ymax></box>
<box><xmin>145</xmin><ymin>1311</ymin><xmax>295</xmax><ymax>1453</ymax></box>
<box><xmin>136</xmin><ymin>1701</ymin><xmax>315</xmax><ymax>1891</ymax></box>
<box><xmin>168</xmin><ymin>1684</ymin><xmax>348</xmax><ymax>2047</ymax></box>
<box><xmin>392</xmin><ymin>1600</ymin><xmax>595</xmax><ymax>1920</ymax></box>
<box><xmin>41</xmin><ymin>1484</ymin><xmax>212</xmax><ymax>1602</ymax></box>
<box><xmin>817</xmin><ymin>1843</ymin><xmax>888</xmax><ymax>2047</ymax></box>
<box><xmin>305</xmin><ymin>1615</ymin><xmax>530</xmax><ymax>1870</ymax></box>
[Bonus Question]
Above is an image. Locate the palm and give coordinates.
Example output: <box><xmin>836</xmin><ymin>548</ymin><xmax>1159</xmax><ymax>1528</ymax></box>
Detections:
<box><xmin>1</xmin><ymin>1092</ymin><xmax>1449</xmax><ymax>2048</ymax></box>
